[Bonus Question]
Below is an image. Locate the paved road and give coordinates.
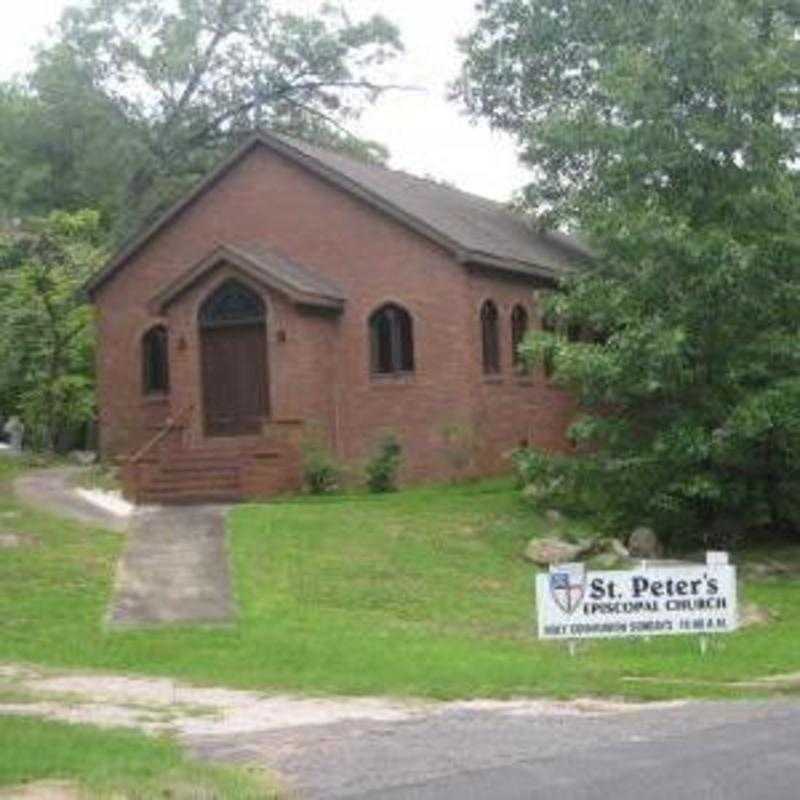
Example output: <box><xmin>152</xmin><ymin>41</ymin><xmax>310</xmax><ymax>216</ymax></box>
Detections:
<box><xmin>189</xmin><ymin>698</ymin><xmax>800</xmax><ymax>799</ymax></box>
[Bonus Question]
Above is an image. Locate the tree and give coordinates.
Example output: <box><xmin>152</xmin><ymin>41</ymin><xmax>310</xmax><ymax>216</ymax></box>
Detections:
<box><xmin>0</xmin><ymin>211</ymin><xmax>105</xmax><ymax>451</ymax></box>
<box><xmin>457</xmin><ymin>1</ymin><xmax>800</xmax><ymax>544</ymax></box>
<box><xmin>24</xmin><ymin>0</ymin><xmax>402</xmax><ymax>237</ymax></box>
<box><xmin>0</xmin><ymin>86</ymin><xmax>53</xmax><ymax>222</ymax></box>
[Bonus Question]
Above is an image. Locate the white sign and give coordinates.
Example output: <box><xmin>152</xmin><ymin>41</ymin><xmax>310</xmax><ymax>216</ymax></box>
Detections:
<box><xmin>536</xmin><ymin>555</ymin><xmax>738</xmax><ymax>640</ymax></box>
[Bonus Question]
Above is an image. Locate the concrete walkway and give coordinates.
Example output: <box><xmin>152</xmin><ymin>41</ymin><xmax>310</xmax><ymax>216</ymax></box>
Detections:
<box><xmin>110</xmin><ymin>504</ymin><xmax>235</xmax><ymax>626</ymax></box>
<box><xmin>13</xmin><ymin>468</ymin><xmax>235</xmax><ymax>627</ymax></box>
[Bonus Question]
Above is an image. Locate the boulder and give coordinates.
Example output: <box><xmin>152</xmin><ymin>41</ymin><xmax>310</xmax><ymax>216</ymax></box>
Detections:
<box><xmin>524</xmin><ymin>537</ymin><xmax>591</xmax><ymax>566</ymax></box>
<box><xmin>583</xmin><ymin>537</ymin><xmax>608</xmax><ymax>557</ymax></box>
<box><xmin>627</xmin><ymin>527</ymin><xmax>663</xmax><ymax>559</ymax></box>
<box><xmin>608</xmin><ymin>538</ymin><xmax>630</xmax><ymax>559</ymax></box>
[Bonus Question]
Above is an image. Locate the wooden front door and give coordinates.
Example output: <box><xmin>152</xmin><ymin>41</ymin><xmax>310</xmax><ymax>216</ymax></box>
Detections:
<box><xmin>199</xmin><ymin>280</ymin><xmax>269</xmax><ymax>437</ymax></box>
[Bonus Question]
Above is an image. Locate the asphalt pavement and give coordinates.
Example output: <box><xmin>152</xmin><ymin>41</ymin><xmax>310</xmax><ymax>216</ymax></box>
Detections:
<box><xmin>188</xmin><ymin>697</ymin><xmax>800</xmax><ymax>799</ymax></box>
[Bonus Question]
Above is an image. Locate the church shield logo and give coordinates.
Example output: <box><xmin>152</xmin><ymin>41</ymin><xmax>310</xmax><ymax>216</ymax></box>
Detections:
<box><xmin>549</xmin><ymin>564</ymin><xmax>585</xmax><ymax>614</ymax></box>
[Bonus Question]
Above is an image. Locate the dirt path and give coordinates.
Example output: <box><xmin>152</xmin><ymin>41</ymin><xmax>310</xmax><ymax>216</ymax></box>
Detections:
<box><xmin>13</xmin><ymin>468</ymin><xmax>129</xmax><ymax>534</ymax></box>
<box><xmin>0</xmin><ymin>663</ymin><xmax>654</xmax><ymax>738</ymax></box>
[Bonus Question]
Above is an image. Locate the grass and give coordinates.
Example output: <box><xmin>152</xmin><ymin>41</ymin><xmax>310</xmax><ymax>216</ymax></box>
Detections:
<box><xmin>0</xmin><ymin>716</ymin><xmax>275</xmax><ymax>797</ymax></box>
<box><xmin>0</xmin><ymin>455</ymin><xmax>799</xmax><ymax>700</ymax></box>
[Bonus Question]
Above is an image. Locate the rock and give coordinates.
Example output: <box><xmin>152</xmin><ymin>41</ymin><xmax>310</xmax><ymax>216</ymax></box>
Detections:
<box><xmin>627</xmin><ymin>527</ymin><xmax>663</xmax><ymax>559</ymax></box>
<box><xmin>577</xmin><ymin>536</ymin><xmax>605</xmax><ymax>556</ymax></box>
<box><xmin>739</xmin><ymin>602</ymin><xmax>773</xmax><ymax>628</ymax></box>
<box><xmin>524</xmin><ymin>537</ymin><xmax>590</xmax><ymax>566</ymax></box>
<box><xmin>2</xmin><ymin>415</ymin><xmax>24</xmax><ymax>454</ymax></box>
<box><xmin>608</xmin><ymin>538</ymin><xmax>630</xmax><ymax>559</ymax></box>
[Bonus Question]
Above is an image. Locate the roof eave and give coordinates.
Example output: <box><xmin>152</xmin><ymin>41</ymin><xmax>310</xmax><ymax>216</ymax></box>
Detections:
<box><xmin>148</xmin><ymin>244</ymin><xmax>345</xmax><ymax>314</ymax></box>
<box><xmin>459</xmin><ymin>250</ymin><xmax>567</xmax><ymax>284</ymax></box>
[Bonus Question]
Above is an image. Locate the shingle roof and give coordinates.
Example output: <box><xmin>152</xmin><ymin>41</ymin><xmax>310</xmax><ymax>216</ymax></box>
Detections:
<box><xmin>86</xmin><ymin>131</ymin><xmax>590</xmax><ymax>297</ymax></box>
<box><xmin>150</xmin><ymin>241</ymin><xmax>346</xmax><ymax>312</ymax></box>
<box><xmin>227</xmin><ymin>241</ymin><xmax>346</xmax><ymax>302</ymax></box>
<box><xmin>267</xmin><ymin>133</ymin><xmax>589</xmax><ymax>276</ymax></box>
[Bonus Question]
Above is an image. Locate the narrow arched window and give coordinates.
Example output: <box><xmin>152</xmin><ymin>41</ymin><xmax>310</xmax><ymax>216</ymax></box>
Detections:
<box><xmin>511</xmin><ymin>305</ymin><xmax>529</xmax><ymax>367</ymax></box>
<box><xmin>369</xmin><ymin>304</ymin><xmax>414</xmax><ymax>374</ymax></box>
<box><xmin>142</xmin><ymin>325</ymin><xmax>169</xmax><ymax>395</ymax></box>
<box><xmin>481</xmin><ymin>300</ymin><xmax>500</xmax><ymax>374</ymax></box>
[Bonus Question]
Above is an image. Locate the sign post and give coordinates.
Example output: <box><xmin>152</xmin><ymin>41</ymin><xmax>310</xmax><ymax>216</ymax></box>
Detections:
<box><xmin>535</xmin><ymin>552</ymin><xmax>738</xmax><ymax>642</ymax></box>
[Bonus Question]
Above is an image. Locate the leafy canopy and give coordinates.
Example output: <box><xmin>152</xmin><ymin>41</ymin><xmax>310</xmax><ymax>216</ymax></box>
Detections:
<box><xmin>0</xmin><ymin>211</ymin><xmax>106</xmax><ymax>450</ymax></box>
<box><xmin>2</xmin><ymin>0</ymin><xmax>402</xmax><ymax>236</ymax></box>
<box><xmin>458</xmin><ymin>1</ymin><xmax>800</xmax><ymax>543</ymax></box>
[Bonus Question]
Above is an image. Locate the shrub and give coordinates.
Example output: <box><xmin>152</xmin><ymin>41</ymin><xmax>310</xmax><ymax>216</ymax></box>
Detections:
<box><xmin>513</xmin><ymin>446</ymin><xmax>620</xmax><ymax>533</ymax></box>
<box><xmin>365</xmin><ymin>434</ymin><xmax>402</xmax><ymax>493</ymax></box>
<box><xmin>300</xmin><ymin>428</ymin><xmax>340</xmax><ymax>494</ymax></box>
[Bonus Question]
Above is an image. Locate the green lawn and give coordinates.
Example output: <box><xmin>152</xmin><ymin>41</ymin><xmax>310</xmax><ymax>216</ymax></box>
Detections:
<box><xmin>0</xmin><ymin>716</ymin><xmax>274</xmax><ymax>797</ymax></box>
<box><xmin>0</xmin><ymin>455</ymin><xmax>799</xmax><ymax>700</ymax></box>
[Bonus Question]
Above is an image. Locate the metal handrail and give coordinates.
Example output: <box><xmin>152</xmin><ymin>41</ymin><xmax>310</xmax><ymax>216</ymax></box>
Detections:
<box><xmin>128</xmin><ymin>403</ymin><xmax>195</xmax><ymax>464</ymax></box>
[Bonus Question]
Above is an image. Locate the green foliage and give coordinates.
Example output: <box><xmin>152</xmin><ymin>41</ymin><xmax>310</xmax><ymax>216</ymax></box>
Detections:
<box><xmin>459</xmin><ymin>1</ymin><xmax>800</xmax><ymax>544</ymax></box>
<box><xmin>300</xmin><ymin>425</ymin><xmax>341</xmax><ymax>494</ymax></box>
<box><xmin>0</xmin><ymin>210</ymin><xmax>105</xmax><ymax>451</ymax></box>
<box><xmin>0</xmin><ymin>0</ymin><xmax>402</xmax><ymax>237</ymax></box>
<box><xmin>365</xmin><ymin>433</ymin><xmax>403</xmax><ymax>493</ymax></box>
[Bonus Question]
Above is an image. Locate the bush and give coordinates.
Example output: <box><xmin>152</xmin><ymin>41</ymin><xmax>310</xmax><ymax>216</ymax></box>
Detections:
<box><xmin>513</xmin><ymin>447</ymin><xmax>606</xmax><ymax>520</ymax></box>
<box><xmin>300</xmin><ymin>428</ymin><xmax>340</xmax><ymax>495</ymax></box>
<box><xmin>365</xmin><ymin>434</ymin><xmax>402</xmax><ymax>493</ymax></box>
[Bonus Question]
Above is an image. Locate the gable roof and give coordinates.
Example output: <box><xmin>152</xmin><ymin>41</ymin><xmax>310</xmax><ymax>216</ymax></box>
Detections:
<box><xmin>86</xmin><ymin>131</ymin><xmax>591</xmax><ymax>298</ymax></box>
<box><xmin>150</xmin><ymin>242</ymin><xmax>346</xmax><ymax>313</ymax></box>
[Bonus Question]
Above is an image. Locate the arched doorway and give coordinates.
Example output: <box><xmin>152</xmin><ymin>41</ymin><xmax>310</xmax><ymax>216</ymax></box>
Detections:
<box><xmin>199</xmin><ymin>279</ymin><xmax>269</xmax><ymax>436</ymax></box>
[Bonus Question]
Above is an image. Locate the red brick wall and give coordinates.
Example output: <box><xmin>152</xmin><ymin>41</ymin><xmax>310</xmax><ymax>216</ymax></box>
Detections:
<box><xmin>93</xmin><ymin>144</ymin><xmax>575</xmax><ymax>495</ymax></box>
<box><xmin>466</xmin><ymin>268</ymin><xmax>575</xmax><ymax>476</ymax></box>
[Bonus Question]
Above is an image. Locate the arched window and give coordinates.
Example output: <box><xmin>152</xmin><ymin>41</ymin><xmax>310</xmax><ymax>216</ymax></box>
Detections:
<box><xmin>511</xmin><ymin>305</ymin><xmax>529</xmax><ymax>367</ymax></box>
<box><xmin>199</xmin><ymin>279</ymin><xmax>265</xmax><ymax>328</ymax></box>
<box><xmin>369</xmin><ymin>304</ymin><xmax>414</xmax><ymax>374</ymax></box>
<box><xmin>142</xmin><ymin>325</ymin><xmax>169</xmax><ymax>395</ymax></box>
<box><xmin>481</xmin><ymin>300</ymin><xmax>500</xmax><ymax>374</ymax></box>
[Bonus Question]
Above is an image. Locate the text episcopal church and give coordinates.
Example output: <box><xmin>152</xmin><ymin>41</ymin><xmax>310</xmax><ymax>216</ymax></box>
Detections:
<box><xmin>85</xmin><ymin>132</ymin><xmax>587</xmax><ymax>502</ymax></box>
